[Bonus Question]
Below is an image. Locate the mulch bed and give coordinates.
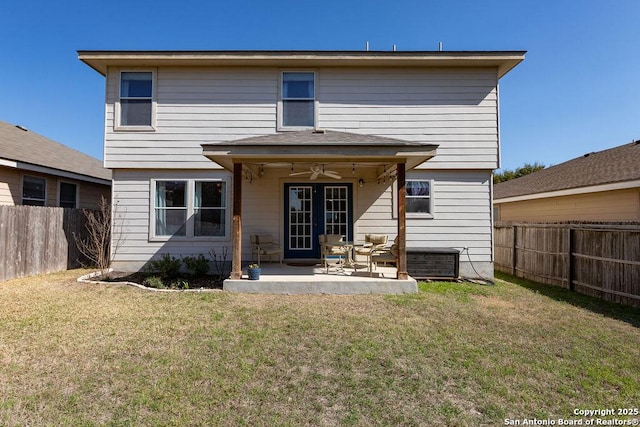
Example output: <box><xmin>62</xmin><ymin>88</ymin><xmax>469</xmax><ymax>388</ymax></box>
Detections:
<box><xmin>95</xmin><ymin>271</ymin><xmax>224</xmax><ymax>290</ymax></box>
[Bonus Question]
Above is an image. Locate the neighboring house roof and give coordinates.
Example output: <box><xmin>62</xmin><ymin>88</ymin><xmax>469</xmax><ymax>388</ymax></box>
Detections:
<box><xmin>78</xmin><ymin>50</ymin><xmax>526</xmax><ymax>79</ymax></box>
<box><xmin>494</xmin><ymin>141</ymin><xmax>640</xmax><ymax>202</ymax></box>
<box><xmin>0</xmin><ymin>120</ymin><xmax>111</xmax><ymax>184</ymax></box>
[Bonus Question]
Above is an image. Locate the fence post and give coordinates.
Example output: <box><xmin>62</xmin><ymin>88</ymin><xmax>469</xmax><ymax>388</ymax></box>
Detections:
<box><xmin>567</xmin><ymin>227</ymin><xmax>574</xmax><ymax>291</ymax></box>
<box><xmin>511</xmin><ymin>224</ymin><xmax>517</xmax><ymax>276</ymax></box>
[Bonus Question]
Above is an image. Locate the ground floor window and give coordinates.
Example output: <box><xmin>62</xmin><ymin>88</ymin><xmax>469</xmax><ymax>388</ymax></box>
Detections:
<box><xmin>153</xmin><ymin>179</ymin><xmax>227</xmax><ymax>239</ymax></box>
<box><xmin>406</xmin><ymin>180</ymin><xmax>433</xmax><ymax>217</ymax></box>
<box><xmin>59</xmin><ymin>182</ymin><xmax>77</xmax><ymax>208</ymax></box>
<box><xmin>22</xmin><ymin>175</ymin><xmax>46</xmax><ymax>206</ymax></box>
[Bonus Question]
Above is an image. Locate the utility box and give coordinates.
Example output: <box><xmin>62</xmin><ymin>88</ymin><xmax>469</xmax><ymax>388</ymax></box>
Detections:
<box><xmin>406</xmin><ymin>248</ymin><xmax>460</xmax><ymax>279</ymax></box>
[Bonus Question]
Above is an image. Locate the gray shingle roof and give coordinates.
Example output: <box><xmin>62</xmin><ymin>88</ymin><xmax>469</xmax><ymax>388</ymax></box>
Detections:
<box><xmin>494</xmin><ymin>141</ymin><xmax>640</xmax><ymax>200</ymax></box>
<box><xmin>226</xmin><ymin>129</ymin><xmax>422</xmax><ymax>146</ymax></box>
<box><xmin>0</xmin><ymin>120</ymin><xmax>111</xmax><ymax>181</ymax></box>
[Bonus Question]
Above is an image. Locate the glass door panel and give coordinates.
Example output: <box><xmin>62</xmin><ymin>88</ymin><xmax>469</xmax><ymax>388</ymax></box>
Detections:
<box><xmin>288</xmin><ymin>186</ymin><xmax>312</xmax><ymax>251</ymax></box>
<box><xmin>284</xmin><ymin>183</ymin><xmax>352</xmax><ymax>259</ymax></box>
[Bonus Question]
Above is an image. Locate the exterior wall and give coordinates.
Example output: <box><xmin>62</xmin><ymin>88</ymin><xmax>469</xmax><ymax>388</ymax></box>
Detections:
<box><xmin>0</xmin><ymin>167</ymin><xmax>20</xmax><ymax>205</ymax></box>
<box><xmin>112</xmin><ymin>167</ymin><xmax>494</xmax><ymax>279</ymax></box>
<box><xmin>103</xmin><ymin>66</ymin><xmax>498</xmax><ymax>170</ymax></box>
<box><xmin>495</xmin><ymin>188</ymin><xmax>640</xmax><ymax>222</ymax></box>
<box><xmin>103</xmin><ymin>65</ymin><xmax>500</xmax><ymax>278</ymax></box>
<box><xmin>0</xmin><ymin>166</ymin><xmax>110</xmax><ymax>209</ymax></box>
<box><xmin>318</xmin><ymin>68</ymin><xmax>498</xmax><ymax>170</ymax></box>
<box><xmin>110</xmin><ymin>169</ymin><xmax>233</xmax><ymax>271</ymax></box>
<box><xmin>77</xmin><ymin>181</ymin><xmax>113</xmax><ymax>209</ymax></box>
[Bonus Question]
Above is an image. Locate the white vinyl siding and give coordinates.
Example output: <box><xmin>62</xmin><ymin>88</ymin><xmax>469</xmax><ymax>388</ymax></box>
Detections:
<box><xmin>103</xmin><ymin>66</ymin><xmax>499</xmax><ymax>170</ymax></box>
<box><xmin>354</xmin><ymin>170</ymin><xmax>494</xmax><ymax>277</ymax></box>
<box><xmin>317</xmin><ymin>68</ymin><xmax>499</xmax><ymax>169</ymax></box>
<box><xmin>111</xmin><ymin>168</ymin><xmax>493</xmax><ymax>276</ymax></box>
<box><xmin>104</xmin><ymin>68</ymin><xmax>278</xmax><ymax>169</ymax></box>
<box><xmin>110</xmin><ymin>169</ymin><xmax>232</xmax><ymax>271</ymax></box>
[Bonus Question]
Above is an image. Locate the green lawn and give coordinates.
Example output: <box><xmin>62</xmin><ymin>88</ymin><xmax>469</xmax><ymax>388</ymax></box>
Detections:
<box><xmin>1</xmin><ymin>270</ymin><xmax>639</xmax><ymax>426</ymax></box>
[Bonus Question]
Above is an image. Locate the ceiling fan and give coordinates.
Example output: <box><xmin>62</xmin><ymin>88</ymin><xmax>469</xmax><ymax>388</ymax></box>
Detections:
<box><xmin>289</xmin><ymin>165</ymin><xmax>342</xmax><ymax>180</ymax></box>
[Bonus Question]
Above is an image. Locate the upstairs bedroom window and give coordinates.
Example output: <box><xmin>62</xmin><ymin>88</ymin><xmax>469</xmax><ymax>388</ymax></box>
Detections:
<box><xmin>118</xmin><ymin>71</ymin><xmax>154</xmax><ymax>128</ymax></box>
<box><xmin>281</xmin><ymin>72</ymin><xmax>315</xmax><ymax>128</ymax></box>
<box><xmin>22</xmin><ymin>175</ymin><xmax>46</xmax><ymax>206</ymax></box>
<box><xmin>153</xmin><ymin>180</ymin><xmax>228</xmax><ymax>239</ymax></box>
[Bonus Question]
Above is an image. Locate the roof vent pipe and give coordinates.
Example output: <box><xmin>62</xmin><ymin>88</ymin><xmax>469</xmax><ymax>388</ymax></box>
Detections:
<box><xmin>393</xmin><ymin>44</ymin><xmax>397</xmax><ymax>51</ymax></box>
<box><xmin>365</xmin><ymin>41</ymin><xmax>369</xmax><ymax>51</ymax></box>
<box><xmin>439</xmin><ymin>41</ymin><xmax>443</xmax><ymax>51</ymax></box>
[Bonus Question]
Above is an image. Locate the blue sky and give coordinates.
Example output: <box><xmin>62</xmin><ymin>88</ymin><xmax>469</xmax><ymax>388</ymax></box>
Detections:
<box><xmin>1</xmin><ymin>0</ymin><xmax>639</xmax><ymax>171</ymax></box>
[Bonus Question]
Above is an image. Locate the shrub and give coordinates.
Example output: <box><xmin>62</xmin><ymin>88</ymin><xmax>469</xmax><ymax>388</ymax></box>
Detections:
<box><xmin>182</xmin><ymin>254</ymin><xmax>210</xmax><ymax>277</ymax></box>
<box><xmin>171</xmin><ymin>280</ymin><xmax>190</xmax><ymax>290</ymax></box>
<box><xmin>209</xmin><ymin>246</ymin><xmax>231</xmax><ymax>281</ymax></box>
<box><xmin>147</xmin><ymin>254</ymin><xmax>182</xmax><ymax>280</ymax></box>
<box><xmin>142</xmin><ymin>276</ymin><xmax>165</xmax><ymax>289</ymax></box>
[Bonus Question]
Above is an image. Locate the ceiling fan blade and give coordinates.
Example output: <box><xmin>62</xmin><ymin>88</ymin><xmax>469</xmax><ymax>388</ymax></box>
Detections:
<box><xmin>289</xmin><ymin>171</ymin><xmax>311</xmax><ymax>176</ymax></box>
<box><xmin>324</xmin><ymin>171</ymin><xmax>342</xmax><ymax>179</ymax></box>
<box><xmin>310</xmin><ymin>171</ymin><xmax>320</xmax><ymax>180</ymax></box>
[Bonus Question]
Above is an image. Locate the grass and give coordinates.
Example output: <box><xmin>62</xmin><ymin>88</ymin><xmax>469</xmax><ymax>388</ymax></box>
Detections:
<box><xmin>1</xmin><ymin>270</ymin><xmax>639</xmax><ymax>426</ymax></box>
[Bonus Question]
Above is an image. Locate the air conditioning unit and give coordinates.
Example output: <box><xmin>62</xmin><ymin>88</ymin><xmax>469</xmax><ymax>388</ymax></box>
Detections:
<box><xmin>406</xmin><ymin>248</ymin><xmax>460</xmax><ymax>279</ymax></box>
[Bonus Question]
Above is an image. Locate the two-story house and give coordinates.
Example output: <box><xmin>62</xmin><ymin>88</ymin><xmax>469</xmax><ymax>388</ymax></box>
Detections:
<box><xmin>78</xmin><ymin>50</ymin><xmax>524</xmax><ymax>291</ymax></box>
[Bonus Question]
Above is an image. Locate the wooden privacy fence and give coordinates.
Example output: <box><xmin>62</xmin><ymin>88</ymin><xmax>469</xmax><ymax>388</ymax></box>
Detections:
<box><xmin>494</xmin><ymin>222</ymin><xmax>640</xmax><ymax>307</ymax></box>
<box><xmin>0</xmin><ymin>205</ymin><xmax>91</xmax><ymax>281</ymax></box>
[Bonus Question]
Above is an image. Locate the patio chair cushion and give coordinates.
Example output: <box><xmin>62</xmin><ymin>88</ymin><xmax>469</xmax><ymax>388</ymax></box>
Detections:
<box><xmin>366</xmin><ymin>234</ymin><xmax>388</xmax><ymax>246</ymax></box>
<box><xmin>319</xmin><ymin>234</ymin><xmax>348</xmax><ymax>255</ymax></box>
<box><xmin>355</xmin><ymin>234</ymin><xmax>388</xmax><ymax>255</ymax></box>
<box><xmin>250</xmin><ymin>235</ymin><xmax>283</xmax><ymax>264</ymax></box>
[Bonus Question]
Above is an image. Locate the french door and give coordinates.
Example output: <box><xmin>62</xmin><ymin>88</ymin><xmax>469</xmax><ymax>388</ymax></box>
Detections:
<box><xmin>284</xmin><ymin>183</ymin><xmax>353</xmax><ymax>259</ymax></box>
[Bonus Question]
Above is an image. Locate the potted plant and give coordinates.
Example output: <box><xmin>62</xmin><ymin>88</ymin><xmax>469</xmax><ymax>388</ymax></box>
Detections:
<box><xmin>247</xmin><ymin>263</ymin><xmax>261</xmax><ymax>280</ymax></box>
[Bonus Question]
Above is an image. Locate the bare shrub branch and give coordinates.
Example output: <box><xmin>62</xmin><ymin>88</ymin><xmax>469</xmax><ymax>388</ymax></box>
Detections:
<box><xmin>73</xmin><ymin>196</ymin><xmax>125</xmax><ymax>271</ymax></box>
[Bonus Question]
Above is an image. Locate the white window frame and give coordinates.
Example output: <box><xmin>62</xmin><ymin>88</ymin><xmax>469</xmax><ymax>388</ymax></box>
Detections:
<box><xmin>58</xmin><ymin>180</ymin><xmax>79</xmax><ymax>208</ymax></box>
<box><xmin>22</xmin><ymin>175</ymin><xmax>47</xmax><ymax>206</ymax></box>
<box><xmin>277</xmin><ymin>70</ymin><xmax>318</xmax><ymax>131</ymax></box>
<box><xmin>393</xmin><ymin>179</ymin><xmax>434</xmax><ymax>219</ymax></box>
<box><xmin>149</xmin><ymin>178</ymin><xmax>230</xmax><ymax>241</ymax></box>
<box><xmin>115</xmin><ymin>69</ymin><xmax>157</xmax><ymax>131</ymax></box>
<box><xmin>406</xmin><ymin>179</ymin><xmax>434</xmax><ymax>218</ymax></box>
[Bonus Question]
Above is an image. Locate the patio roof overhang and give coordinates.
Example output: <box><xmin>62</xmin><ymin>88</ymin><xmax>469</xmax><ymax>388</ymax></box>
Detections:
<box><xmin>201</xmin><ymin>130</ymin><xmax>438</xmax><ymax>171</ymax></box>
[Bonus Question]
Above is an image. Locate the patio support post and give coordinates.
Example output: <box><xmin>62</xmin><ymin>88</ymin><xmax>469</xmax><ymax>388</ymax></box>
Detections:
<box><xmin>230</xmin><ymin>162</ymin><xmax>242</xmax><ymax>279</ymax></box>
<box><xmin>396</xmin><ymin>162</ymin><xmax>408</xmax><ymax>280</ymax></box>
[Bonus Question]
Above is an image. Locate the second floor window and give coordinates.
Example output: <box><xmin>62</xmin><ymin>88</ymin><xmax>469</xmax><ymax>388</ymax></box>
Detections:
<box><xmin>282</xmin><ymin>72</ymin><xmax>315</xmax><ymax>127</ymax></box>
<box><xmin>120</xmin><ymin>71</ymin><xmax>153</xmax><ymax>126</ymax></box>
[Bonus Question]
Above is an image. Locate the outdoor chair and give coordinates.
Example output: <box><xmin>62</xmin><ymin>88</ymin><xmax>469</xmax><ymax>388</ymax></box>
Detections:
<box><xmin>369</xmin><ymin>236</ymin><xmax>399</xmax><ymax>277</ymax></box>
<box><xmin>354</xmin><ymin>234</ymin><xmax>388</xmax><ymax>271</ymax></box>
<box><xmin>250</xmin><ymin>235</ymin><xmax>283</xmax><ymax>265</ymax></box>
<box><xmin>319</xmin><ymin>234</ymin><xmax>349</xmax><ymax>273</ymax></box>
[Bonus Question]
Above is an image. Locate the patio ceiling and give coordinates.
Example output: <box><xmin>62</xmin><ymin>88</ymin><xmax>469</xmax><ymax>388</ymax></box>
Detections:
<box><xmin>201</xmin><ymin>130</ymin><xmax>438</xmax><ymax>171</ymax></box>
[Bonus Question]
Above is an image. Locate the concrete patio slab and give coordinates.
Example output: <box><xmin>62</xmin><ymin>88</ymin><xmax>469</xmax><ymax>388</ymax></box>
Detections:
<box><xmin>223</xmin><ymin>263</ymin><xmax>417</xmax><ymax>294</ymax></box>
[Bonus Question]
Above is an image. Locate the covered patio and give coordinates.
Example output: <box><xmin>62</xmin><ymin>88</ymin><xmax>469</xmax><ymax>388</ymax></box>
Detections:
<box><xmin>202</xmin><ymin>129</ymin><xmax>438</xmax><ymax>294</ymax></box>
